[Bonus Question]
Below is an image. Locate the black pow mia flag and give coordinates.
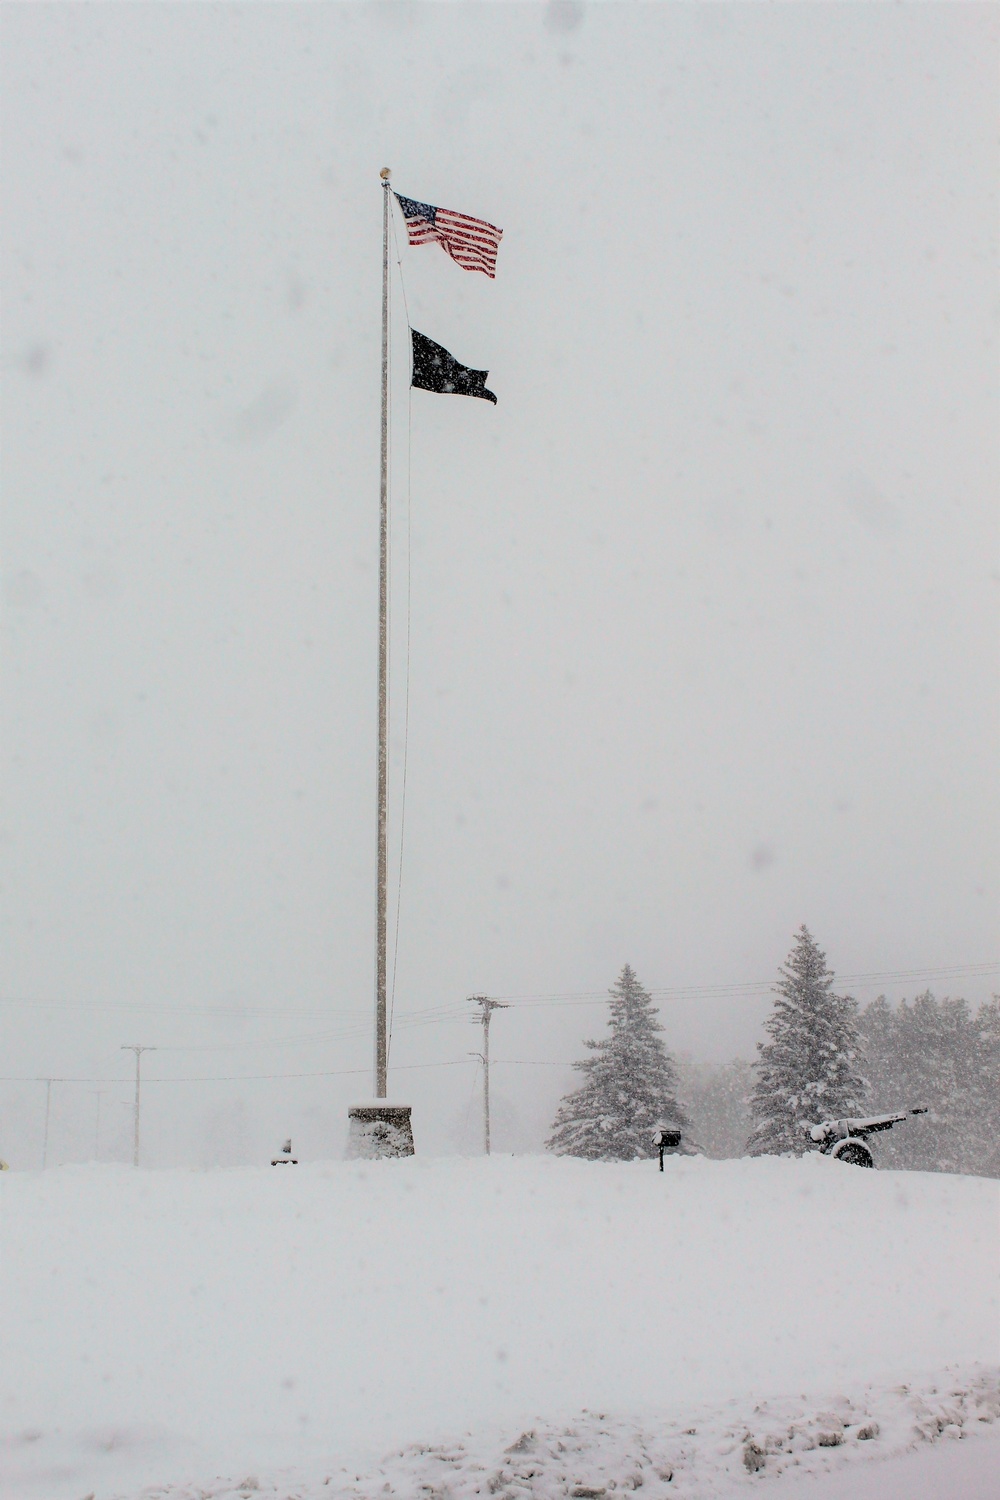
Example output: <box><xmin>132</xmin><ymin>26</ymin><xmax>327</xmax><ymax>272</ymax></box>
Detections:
<box><xmin>410</xmin><ymin>329</ymin><xmax>497</xmax><ymax>404</ymax></box>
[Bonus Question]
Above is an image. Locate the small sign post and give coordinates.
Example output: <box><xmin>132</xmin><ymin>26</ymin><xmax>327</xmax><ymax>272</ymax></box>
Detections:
<box><xmin>654</xmin><ymin>1125</ymin><xmax>682</xmax><ymax>1171</ymax></box>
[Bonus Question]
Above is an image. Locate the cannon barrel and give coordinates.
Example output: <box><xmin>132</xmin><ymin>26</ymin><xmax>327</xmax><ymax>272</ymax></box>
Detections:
<box><xmin>809</xmin><ymin>1107</ymin><xmax>928</xmax><ymax>1143</ymax></box>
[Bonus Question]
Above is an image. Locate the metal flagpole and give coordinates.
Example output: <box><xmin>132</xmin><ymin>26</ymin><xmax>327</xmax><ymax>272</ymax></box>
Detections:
<box><xmin>375</xmin><ymin>167</ymin><xmax>391</xmax><ymax>1100</ymax></box>
<box><xmin>345</xmin><ymin>171</ymin><xmax>415</xmax><ymax>1159</ymax></box>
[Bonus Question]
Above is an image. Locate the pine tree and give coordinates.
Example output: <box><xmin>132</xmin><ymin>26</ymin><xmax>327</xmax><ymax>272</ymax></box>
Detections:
<box><xmin>747</xmin><ymin>926</ymin><xmax>865</xmax><ymax>1156</ymax></box>
<box><xmin>969</xmin><ymin>999</ymin><xmax>1000</xmax><ymax>1178</ymax></box>
<box><xmin>677</xmin><ymin>1057</ymin><xmax>754</xmax><ymax>1159</ymax></box>
<box><xmin>547</xmin><ymin>964</ymin><xmax>687</xmax><ymax>1161</ymax></box>
<box><xmin>858</xmin><ymin>992</ymin><xmax>943</xmax><ymax>1171</ymax></box>
<box><xmin>858</xmin><ymin>991</ymin><xmax>1000</xmax><ymax>1177</ymax></box>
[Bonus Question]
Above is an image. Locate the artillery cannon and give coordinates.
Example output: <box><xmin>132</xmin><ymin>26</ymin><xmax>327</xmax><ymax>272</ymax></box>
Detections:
<box><xmin>808</xmin><ymin>1108</ymin><xmax>928</xmax><ymax>1167</ymax></box>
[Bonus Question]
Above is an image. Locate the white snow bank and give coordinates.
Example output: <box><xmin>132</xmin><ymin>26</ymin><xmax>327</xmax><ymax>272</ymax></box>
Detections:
<box><xmin>1</xmin><ymin>1153</ymin><xmax>996</xmax><ymax>1499</ymax></box>
<box><xmin>773</xmin><ymin>1423</ymin><xmax>1000</xmax><ymax>1500</ymax></box>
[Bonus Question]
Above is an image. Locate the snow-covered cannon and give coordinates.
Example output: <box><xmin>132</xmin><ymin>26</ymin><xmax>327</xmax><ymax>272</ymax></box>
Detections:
<box><xmin>808</xmin><ymin>1108</ymin><xmax>928</xmax><ymax>1167</ymax></box>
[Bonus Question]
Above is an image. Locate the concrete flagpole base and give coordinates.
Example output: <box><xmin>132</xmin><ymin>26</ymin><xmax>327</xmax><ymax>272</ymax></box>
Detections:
<box><xmin>346</xmin><ymin>1103</ymin><xmax>415</xmax><ymax>1159</ymax></box>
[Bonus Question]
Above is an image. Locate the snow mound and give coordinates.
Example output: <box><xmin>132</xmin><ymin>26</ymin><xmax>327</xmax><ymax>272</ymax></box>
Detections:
<box><xmin>25</xmin><ymin>1369</ymin><xmax>996</xmax><ymax>1500</ymax></box>
<box><xmin>1</xmin><ymin>1153</ymin><xmax>996</xmax><ymax>1500</ymax></box>
<box><xmin>324</xmin><ymin>1372</ymin><xmax>1000</xmax><ymax>1499</ymax></box>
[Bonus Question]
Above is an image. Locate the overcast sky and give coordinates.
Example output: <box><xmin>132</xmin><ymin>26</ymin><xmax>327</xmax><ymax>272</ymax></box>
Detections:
<box><xmin>2</xmin><ymin>2</ymin><xmax>997</xmax><ymax>1164</ymax></box>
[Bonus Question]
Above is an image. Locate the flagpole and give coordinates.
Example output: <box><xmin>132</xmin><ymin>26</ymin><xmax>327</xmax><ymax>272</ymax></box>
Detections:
<box><xmin>344</xmin><ymin>172</ymin><xmax>414</xmax><ymax>1158</ymax></box>
<box><xmin>376</xmin><ymin>167</ymin><xmax>391</xmax><ymax>1099</ymax></box>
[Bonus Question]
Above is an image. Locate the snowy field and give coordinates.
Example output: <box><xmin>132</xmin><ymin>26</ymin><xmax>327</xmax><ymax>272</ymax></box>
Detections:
<box><xmin>1</xmin><ymin>1154</ymin><xmax>997</xmax><ymax>1500</ymax></box>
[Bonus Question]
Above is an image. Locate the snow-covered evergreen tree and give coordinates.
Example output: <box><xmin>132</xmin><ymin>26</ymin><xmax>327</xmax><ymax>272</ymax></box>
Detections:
<box><xmin>858</xmin><ymin>991</ymin><xmax>1000</xmax><ymax>1177</ymax></box>
<box><xmin>547</xmin><ymin>965</ymin><xmax>687</xmax><ymax>1160</ymax></box>
<box><xmin>747</xmin><ymin>927</ymin><xmax>865</xmax><ymax>1156</ymax></box>
<box><xmin>677</xmin><ymin>1057</ymin><xmax>754</xmax><ymax>1159</ymax></box>
<box><xmin>970</xmin><ymin>999</ymin><xmax>1000</xmax><ymax>1178</ymax></box>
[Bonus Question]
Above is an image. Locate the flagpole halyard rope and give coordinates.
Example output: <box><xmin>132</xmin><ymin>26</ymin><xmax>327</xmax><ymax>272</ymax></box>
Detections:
<box><xmin>386</xmin><ymin>209</ymin><xmax>392</xmax><ymax>819</ymax></box>
<box><xmin>387</xmin><ymin>206</ymin><xmax>414</xmax><ymax>1061</ymax></box>
<box><xmin>374</xmin><ymin>168</ymin><xmax>392</xmax><ymax>1098</ymax></box>
<box><xmin>389</xmin><ymin>205</ymin><xmax>414</xmax><ymax>336</ymax></box>
<box><xmin>383</xmin><ymin>188</ymin><xmax>498</xmax><ymax>1061</ymax></box>
<box><xmin>387</xmin><ymin>381</ymin><xmax>412</xmax><ymax>1063</ymax></box>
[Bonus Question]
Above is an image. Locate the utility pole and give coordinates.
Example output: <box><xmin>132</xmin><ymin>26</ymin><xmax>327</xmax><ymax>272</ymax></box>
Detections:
<box><xmin>40</xmin><ymin>1078</ymin><xmax>53</xmax><ymax>1169</ymax></box>
<box><xmin>121</xmin><ymin>1045</ymin><xmax>156</xmax><ymax>1167</ymax></box>
<box><xmin>468</xmin><ymin>996</ymin><xmax>508</xmax><ymax>1155</ymax></box>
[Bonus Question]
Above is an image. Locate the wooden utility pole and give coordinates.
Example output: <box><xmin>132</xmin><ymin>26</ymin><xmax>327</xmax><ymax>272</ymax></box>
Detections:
<box><xmin>469</xmin><ymin>996</ymin><xmax>508</xmax><ymax>1154</ymax></box>
<box><xmin>121</xmin><ymin>1045</ymin><xmax>156</xmax><ymax>1167</ymax></box>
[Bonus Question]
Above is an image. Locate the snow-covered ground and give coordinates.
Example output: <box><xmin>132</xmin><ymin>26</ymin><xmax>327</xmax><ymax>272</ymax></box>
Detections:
<box><xmin>1</xmin><ymin>1154</ymin><xmax>997</xmax><ymax>1500</ymax></box>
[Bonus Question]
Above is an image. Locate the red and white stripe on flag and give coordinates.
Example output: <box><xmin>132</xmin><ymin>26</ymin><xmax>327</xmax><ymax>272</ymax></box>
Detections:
<box><xmin>397</xmin><ymin>194</ymin><xmax>502</xmax><ymax>279</ymax></box>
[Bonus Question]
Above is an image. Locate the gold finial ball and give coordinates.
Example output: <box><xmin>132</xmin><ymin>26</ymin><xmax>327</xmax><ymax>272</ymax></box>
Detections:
<box><xmin>380</xmin><ymin>167</ymin><xmax>392</xmax><ymax>180</ymax></box>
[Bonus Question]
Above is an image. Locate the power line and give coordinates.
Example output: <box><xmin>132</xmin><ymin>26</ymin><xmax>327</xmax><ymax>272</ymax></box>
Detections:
<box><xmin>0</xmin><ymin>1059</ymin><xmax>475</xmax><ymax>1086</ymax></box>
<box><xmin>2</xmin><ymin>962</ymin><xmax>994</xmax><ymax>1022</ymax></box>
<box><xmin>0</xmin><ymin>995</ymin><xmax>357</xmax><ymax>1019</ymax></box>
<box><xmin>153</xmin><ymin>1003</ymin><xmax>470</xmax><ymax>1054</ymax></box>
<box><xmin>492</xmin><ymin>963</ymin><xmax>1000</xmax><ymax>1007</ymax></box>
<box><xmin>0</xmin><ymin>994</ymin><xmax>471</xmax><ymax>1030</ymax></box>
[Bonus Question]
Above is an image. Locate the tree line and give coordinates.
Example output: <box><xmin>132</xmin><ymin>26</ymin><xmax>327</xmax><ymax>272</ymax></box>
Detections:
<box><xmin>547</xmin><ymin>927</ymin><xmax>1000</xmax><ymax>1177</ymax></box>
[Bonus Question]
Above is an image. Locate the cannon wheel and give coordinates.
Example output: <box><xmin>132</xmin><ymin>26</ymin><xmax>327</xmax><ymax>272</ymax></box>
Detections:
<box><xmin>831</xmin><ymin>1138</ymin><xmax>874</xmax><ymax>1168</ymax></box>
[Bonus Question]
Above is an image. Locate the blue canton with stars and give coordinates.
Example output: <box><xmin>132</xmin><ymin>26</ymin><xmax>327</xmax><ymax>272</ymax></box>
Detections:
<box><xmin>395</xmin><ymin>193</ymin><xmax>437</xmax><ymax>225</ymax></box>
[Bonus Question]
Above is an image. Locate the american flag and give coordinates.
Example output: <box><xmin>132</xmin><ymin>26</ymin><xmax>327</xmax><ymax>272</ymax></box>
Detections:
<box><xmin>394</xmin><ymin>193</ymin><xmax>502</xmax><ymax>278</ymax></box>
